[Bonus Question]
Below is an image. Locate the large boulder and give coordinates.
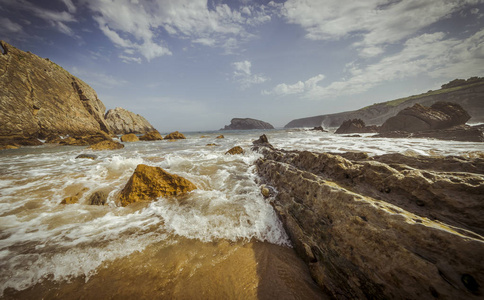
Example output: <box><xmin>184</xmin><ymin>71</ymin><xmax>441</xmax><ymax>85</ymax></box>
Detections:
<box><xmin>255</xmin><ymin>136</ymin><xmax>484</xmax><ymax>299</ymax></box>
<box><xmin>0</xmin><ymin>41</ymin><xmax>111</xmax><ymax>139</ymax></box>
<box><xmin>119</xmin><ymin>164</ymin><xmax>197</xmax><ymax>206</ymax></box>
<box><xmin>380</xmin><ymin>102</ymin><xmax>470</xmax><ymax>133</ymax></box>
<box><xmin>225</xmin><ymin>146</ymin><xmax>244</xmax><ymax>155</ymax></box>
<box><xmin>222</xmin><ymin>118</ymin><xmax>274</xmax><ymax>130</ymax></box>
<box><xmin>120</xmin><ymin>133</ymin><xmax>139</xmax><ymax>142</ymax></box>
<box><xmin>139</xmin><ymin>130</ymin><xmax>163</xmax><ymax>141</ymax></box>
<box><xmin>164</xmin><ymin>131</ymin><xmax>186</xmax><ymax>140</ymax></box>
<box><xmin>335</xmin><ymin>119</ymin><xmax>379</xmax><ymax>134</ymax></box>
<box><xmin>87</xmin><ymin>140</ymin><xmax>124</xmax><ymax>150</ymax></box>
<box><xmin>105</xmin><ymin>107</ymin><xmax>156</xmax><ymax>135</ymax></box>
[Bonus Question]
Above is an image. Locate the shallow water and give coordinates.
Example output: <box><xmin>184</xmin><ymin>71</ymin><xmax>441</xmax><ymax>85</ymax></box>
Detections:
<box><xmin>0</xmin><ymin>129</ymin><xmax>482</xmax><ymax>298</ymax></box>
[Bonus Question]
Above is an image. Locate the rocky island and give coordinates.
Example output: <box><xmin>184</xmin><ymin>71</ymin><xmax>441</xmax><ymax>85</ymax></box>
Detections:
<box><xmin>222</xmin><ymin>118</ymin><xmax>274</xmax><ymax>130</ymax></box>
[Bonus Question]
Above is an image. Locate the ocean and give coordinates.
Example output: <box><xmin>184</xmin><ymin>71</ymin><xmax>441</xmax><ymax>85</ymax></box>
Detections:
<box><xmin>1</xmin><ymin>129</ymin><xmax>483</xmax><ymax>299</ymax></box>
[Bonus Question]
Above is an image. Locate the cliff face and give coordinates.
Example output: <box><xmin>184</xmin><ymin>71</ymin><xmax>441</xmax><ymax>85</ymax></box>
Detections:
<box><xmin>285</xmin><ymin>82</ymin><xmax>484</xmax><ymax>128</ymax></box>
<box><xmin>222</xmin><ymin>118</ymin><xmax>274</xmax><ymax>130</ymax></box>
<box><xmin>255</xmin><ymin>140</ymin><xmax>484</xmax><ymax>299</ymax></box>
<box><xmin>105</xmin><ymin>107</ymin><xmax>155</xmax><ymax>135</ymax></box>
<box><xmin>0</xmin><ymin>41</ymin><xmax>110</xmax><ymax>138</ymax></box>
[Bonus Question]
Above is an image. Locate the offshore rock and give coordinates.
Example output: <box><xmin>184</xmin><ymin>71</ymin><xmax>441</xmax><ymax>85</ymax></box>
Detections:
<box><xmin>380</xmin><ymin>102</ymin><xmax>470</xmax><ymax>133</ymax></box>
<box><xmin>119</xmin><ymin>164</ymin><xmax>197</xmax><ymax>207</ymax></box>
<box><xmin>222</xmin><ymin>118</ymin><xmax>274</xmax><ymax>130</ymax></box>
<box><xmin>120</xmin><ymin>133</ymin><xmax>139</xmax><ymax>142</ymax></box>
<box><xmin>310</xmin><ymin>126</ymin><xmax>328</xmax><ymax>132</ymax></box>
<box><xmin>87</xmin><ymin>140</ymin><xmax>124</xmax><ymax>150</ymax></box>
<box><xmin>75</xmin><ymin>154</ymin><xmax>98</xmax><ymax>160</ymax></box>
<box><xmin>164</xmin><ymin>131</ymin><xmax>186</xmax><ymax>140</ymax></box>
<box><xmin>0</xmin><ymin>41</ymin><xmax>111</xmax><ymax>139</ymax></box>
<box><xmin>335</xmin><ymin>119</ymin><xmax>379</xmax><ymax>134</ymax></box>
<box><xmin>225</xmin><ymin>146</ymin><xmax>244</xmax><ymax>155</ymax></box>
<box><xmin>139</xmin><ymin>130</ymin><xmax>163</xmax><ymax>141</ymax></box>
<box><xmin>88</xmin><ymin>190</ymin><xmax>108</xmax><ymax>205</ymax></box>
<box><xmin>105</xmin><ymin>107</ymin><xmax>155</xmax><ymax>135</ymax></box>
<box><xmin>254</xmin><ymin>137</ymin><xmax>484</xmax><ymax>299</ymax></box>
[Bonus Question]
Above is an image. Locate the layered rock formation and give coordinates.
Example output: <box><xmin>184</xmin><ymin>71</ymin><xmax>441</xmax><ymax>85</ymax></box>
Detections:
<box><xmin>222</xmin><ymin>118</ymin><xmax>274</xmax><ymax>130</ymax></box>
<box><xmin>285</xmin><ymin>78</ymin><xmax>484</xmax><ymax>128</ymax></box>
<box><xmin>335</xmin><ymin>119</ymin><xmax>379</xmax><ymax>134</ymax></box>
<box><xmin>254</xmin><ymin>137</ymin><xmax>484</xmax><ymax>299</ymax></box>
<box><xmin>0</xmin><ymin>41</ymin><xmax>110</xmax><ymax>139</ymax></box>
<box><xmin>105</xmin><ymin>107</ymin><xmax>155</xmax><ymax>135</ymax></box>
<box><xmin>119</xmin><ymin>164</ymin><xmax>197</xmax><ymax>207</ymax></box>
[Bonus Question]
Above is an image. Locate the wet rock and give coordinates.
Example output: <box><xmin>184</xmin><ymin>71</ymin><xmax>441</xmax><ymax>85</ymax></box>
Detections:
<box><xmin>60</xmin><ymin>196</ymin><xmax>79</xmax><ymax>204</ymax></box>
<box><xmin>75</xmin><ymin>154</ymin><xmax>98</xmax><ymax>160</ymax></box>
<box><xmin>222</xmin><ymin>118</ymin><xmax>274</xmax><ymax>130</ymax></box>
<box><xmin>119</xmin><ymin>164</ymin><xmax>197</xmax><ymax>207</ymax></box>
<box><xmin>216</xmin><ymin>135</ymin><xmax>224</xmax><ymax>139</ymax></box>
<box><xmin>120</xmin><ymin>133</ymin><xmax>139</xmax><ymax>142</ymax></box>
<box><xmin>59</xmin><ymin>132</ymin><xmax>112</xmax><ymax>146</ymax></box>
<box><xmin>376</xmin><ymin>125</ymin><xmax>484</xmax><ymax>142</ymax></box>
<box><xmin>206</xmin><ymin>143</ymin><xmax>218</xmax><ymax>146</ymax></box>
<box><xmin>164</xmin><ymin>131</ymin><xmax>186</xmax><ymax>140</ymax></box>
<box><xmin>44</xmin><ymin>134</ymin><xmax>62</xmax><ymax>144</ymax></box>
<box><xmin>256</xmin><ymin>147</ymin><xmax>484</xmax><ymax>299</ymax></box>
<box><xmin>252</xmin><ymin>134</ymin><xmax>274</xmax><ymax>151</ymax></box>
<box><xmin>139</xmin><ymin>130</ymin><xmax>163</xmax><ymax>141</ymax></box>
<box><xmin>335</xmin><ymin>119</ymin><xmax>379</xmax><ymax>134</ymax></box>
<box><xmin>87</xmin><ymin>140</ymin><xmax>124</xmax><ymax>150</ymax></box>
<box><xmin>310</xmin><ymin>126</ymin><xmax>327</xmax><ymax>132</ymax></box>
<box><xmin>0</xmin><ymin>144</ymin><xmax>19</xmax><ymax>150</ymax></box>
<box><xmin>225</xmin><ymin>146</ymin><xmax>244</xmax><ymax>155</ymax></box>
<box><xmin>104</xmin><ymin>107</ymin><xmax>155</xmax><ymax>135</ymax></box>
<box><xmin>88</xmin><ymin>190</ymin><xmax>108</xmax><ymax>205</ymax></box>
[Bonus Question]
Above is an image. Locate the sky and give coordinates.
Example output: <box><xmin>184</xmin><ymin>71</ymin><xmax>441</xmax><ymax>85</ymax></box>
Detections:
<box><xmin>1</xmin><ymin>0</ymin><xmax>483</xmax><ymax>131</ymax></box>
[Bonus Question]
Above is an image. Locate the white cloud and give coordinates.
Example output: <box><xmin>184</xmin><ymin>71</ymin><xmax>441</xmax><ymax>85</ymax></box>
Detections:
<box><xmin>265</xmin><ymin>29</ymin><xmax>484</xmax><ymax>99</ymax></box>
<box><xmin>0</xmin><ymin>17</ymin><xmax>23</xmax><ymax>34</ymax></box>
<box><xmin>70</xmin><ymin>67</ymin><xmax>128</xmax><ymax>89</ymax></box>
<box><xmin>60</xmin><ymin>0</ymin><xmax>76</xmax><ymax>14</ymax></box>
<box><xmin>232</xmin><ymin>60</ymin><xmax>269</xmax><ymax>89</ymax></box>
<box><xmin>282</xmin><ymin>0</ymin><xmax>479</xmax><ymax>57</ymax></box>
<box><xmin>119</xmin><ymin>55</ymin><xmax>142</xmax><ymax>64</ymax></box>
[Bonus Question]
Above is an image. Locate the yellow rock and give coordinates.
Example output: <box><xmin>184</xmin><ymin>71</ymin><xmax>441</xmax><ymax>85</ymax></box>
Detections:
<box><xmin>216</xmin><ymin>135</ymin><xmax>224</xmax><ymax>139</ymax></box>
<box><xmin>225</xmin><ymin>146</ymin><xmax>244</xmax><ymax>155</ymax></box>
<box><xmin>121</xmin><ymin>133</ymin><xmax>139</xmax><ymax>142</ymax></box>
<box><xmin>164</xmin><ymin>131</ymin><xmax>186</xmax><ymax>139</ymax></box>
<box><xmin>87</xmin><ymin>140</ymin><xmax>124</xmax><ymax>150</ymax></box>
<box><xmin>61</xmin><ymin>196</ymin><xmax>79</xmax><ymax>204</ymax></box>
<box><xmin>139</xmin><ymin>130</ymin><xmax>163</xmax><ymax>141</ymax></box>
<box><xmin>119</xmin><ymin>164</ymin><xmax>197</xmax><ymax>206</ymax></box>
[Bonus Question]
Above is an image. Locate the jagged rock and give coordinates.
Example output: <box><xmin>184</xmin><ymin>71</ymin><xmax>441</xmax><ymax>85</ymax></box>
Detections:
<box><xmin>225</xmin><ymin>146</ymin><xmax>244</xmax><ymax>155</ymax></box>
<box><xmin>59</xmin><ymin>132</ymin><xmax>112</xmax><ymax>146</ymax></box>
<box><xmin>252</xmin><ymin>134</ymin><xmax>274</xmax><ymax>151</ymax></box>
<box><xmin>164</xmin><ymin>131</ymin><xmax>186</xmax><ymax>140</ymax></box>
<box><xmin>139</xmin><ymin>130</ymin><xmax>163</xmax><ymax>141</ymax></box>
<box><xmin>60</xmin><ymin>196</ymin><xmax>78</xmax><ymax>204</ymax></box>
<box><xmin>88</xmin><ymin>190</ymin><xmax>108</xmax><ymax>205</ymax></box>
<box><xmin>104</xmin><ymin>107</ymin><xmax>155</xmax><ymax>135</ymax></box>
<box><xmin>0</xmin><ymin>41</ymin><xmax>111</xmax><ymax>139</ymax></box>
<box><xmin>87</xmin><ymin>140</ymin><xmax>124</xmax><ymax>150</ymax></box>
<box><xmin>44</xmin><ymin>134</ymin><xmax>62</xmax><ymax>144</ymax></box>
<box><xmin>335</xmin><ymin>119</ymin><xmax>379</xmax><ymax>134</ymax></box>
<box><xmin>120</xmin><ymin>133</ymin><xmax>139</xmax><ymax>142</ymax></box>
<box><xmin>75</xmin><ymin>154</ymin><xmax>98</xmax><ymax>160</ymax></box>
<box><xmin>376</xmin><ymin>125</ymin><xmax>484</xmax><ymax>142</ymax></box>
<box><xmin>216</xmin><ymin>135</ymin><xmax>224</xmax><ymax>139</ymax></box>
<box><xmin>222</xmin><ymin>118</ymin><xmax>274</xmax><ymax>130</ymax></box>
<box><xmin>119</xmin><ymin>164</ymin><xmax>197</xmax><ymax>207</ymax></box>
<box><xmin>310</xmin><ymin>126</ymin><xmax>328</xmax><ymax>132</ymax></box>
<box><xmin>255</xmin><ymin>137</ymin><xmax>484</xmax><ymax>299</ymax></box>
<box><xmin>380</xmin><ymin>102</ymin><xmax>470</xmax><ymax>133</ymax></box>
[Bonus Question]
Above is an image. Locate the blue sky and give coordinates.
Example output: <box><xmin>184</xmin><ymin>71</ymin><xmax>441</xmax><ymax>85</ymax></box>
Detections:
<box><xmin>1</xmin><ymin>0</ymin><xmax>483</xmax><ymax>131</ymax></box>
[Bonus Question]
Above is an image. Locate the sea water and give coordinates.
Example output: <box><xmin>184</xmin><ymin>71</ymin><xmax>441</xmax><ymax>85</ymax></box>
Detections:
<box><xmin>0</xmin><ymin>129</ymin><xmax>482</xmax><ymax>298</ymax></box>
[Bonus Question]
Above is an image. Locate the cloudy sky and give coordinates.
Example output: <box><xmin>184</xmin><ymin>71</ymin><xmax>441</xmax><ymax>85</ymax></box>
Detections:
<box><xmin>1</xmin><ymin>0</ymin><xmax>483</xmax><ymax>131</ymax></box>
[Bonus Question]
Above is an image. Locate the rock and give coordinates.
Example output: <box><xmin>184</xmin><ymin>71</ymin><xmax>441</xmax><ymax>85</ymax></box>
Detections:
<box><xmin>310</xmin><ymin>126</ymin><xmax>327</xmax><ymax>132</ymax></box>
<box><xmin>104</xmin><ymin>107</ymin><xmax>156</xmax><ymax>135</ymax></box>
<box><xmin>225</xmin><ymin>146</ymin><xmax>244</xmax><ymax>155</ymax></box>
<box><xmin>335</xmin><ymin>119</ymin><xmax>379</xmax><ymax>134</ymax></box>
<box><xmin>120</xmin><ymin>133</ymin><xmax>139</xmax><ymax>142</ymax></box>
<box><xmin>216</xmin><ymin>135</ymin><xmax>224</xmax><ymax>139</ymax></box>
<box><xmin>60</xmin><ymin>196</ymin><xmax>79</xmax><ymax>204</ymax></box>
<box><xmin>119</xmin><ymin>164</ymin><xmax>197</xmax><ymax>206</ymax></box>
<box><xmin>200</xmin><ymin>135</ymin><xmax>209</xmax><ymax>138</ymax></box>
<box><xmin>252</xmin><ymin>134</ymin><xmax>274</xmax><ymax>151</ymax></box>
<box><xmin>59</xmin><ymin>137</ymin><xmax>88</xmax><ymax>146</ymax></box>
<box><xmin>0</xmin><ymin>41</ymin><xmax>111</xmax><ymax>139</ymax></box>
<box><xmin>59</xmin><ymin>132</ymin><xmax>112</xmax><ymax>146</ymax></box>
<box><xmin>44</xmin><ymin>134</ymin><xmax>62</xmax><ymax>144</ymax></box>
<box><xmin>376</xmin><ymin>125</ymin><xmax>484</xmax><ymax>142</ymax></box>
<box><xmin>75</xmin><ymin>154</ymin><xmax>98</xmax><ymax>160</ymax></box>
<box><xmin>0</xmin><ymin>144</ymin><xmax>19</xmax><ymax>150</ymax></box>
<box><xmin>164</xmin><ymin>131</ymin><xmax>186</xmax><ymax>140</ymax></box>
<box><xmin>87</xmin><ymin>140</ymin><xmax>124</xmax><ymax>150</ymax></box>
<box><xmin>206</xmin><ymin>143</ymin><xmax>218</xmax><ymax>146</ymax></box>
<box><xmin>0</xmin><ymin>137</ymin><xmax>43</xmax><ymax>148</ymax></box>
<box><xmin>380</xmin><ymin>102</ymin><xmax>470</xmax><ymax>133</ymax></box>
<box><xmin>222</xmin><ymin>118</ymin><xmax>274</xmax><ymax>130</ymax></box>
<box><xmin>261</xmin><ymin>186</ymin><xmax>271</xmax><ymax>198</ymax></box>
<box><xmin>139</xmin><ymin>130</ymin><xmax>163</xmax><ymax>141</ymax></box>
<box><xmin>88</xmin><ymin>190</ymin><xmax>108</xmax><ymax>205</ymax></box>
<box><xmin>256</xmin><ymin>147</ymin><xmax>484</xmax><ymax>299</ymax></box>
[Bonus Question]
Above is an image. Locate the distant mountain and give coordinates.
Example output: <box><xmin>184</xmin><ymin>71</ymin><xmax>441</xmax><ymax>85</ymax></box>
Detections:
<box><xmin>284</xmin><ymin>77</ymin><xmax>484</xmax><ymax>128</ymax></box>
<box><xmin>222</xmin><ymin>118</ymin><xmax>274</xmax><ymax>130</ymax></box>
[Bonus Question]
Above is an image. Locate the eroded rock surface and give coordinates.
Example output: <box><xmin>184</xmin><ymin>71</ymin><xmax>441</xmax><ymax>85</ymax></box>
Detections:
<box><xmin>105</xmin><ymin>107</ymin><xmax>155</xmax><ymax>135</ymax></box>
<box><xmin>119</xmin><ymin>164</ymin><xmax>197</xmax><ymax>206</ymax></box>
<box><xmin>254</xmin><ymin>137</ymin><xmax>484</xmax><ymax>299</ymax></box>
<box><xmin>335</xmin><ymin>119</ymin><xmax>379</xmax><ymax>134</ymax></box>
<box><xmin>87</xmin><ymin>140</ymin><xmax>124</xmax><ymax>150</ymax></box>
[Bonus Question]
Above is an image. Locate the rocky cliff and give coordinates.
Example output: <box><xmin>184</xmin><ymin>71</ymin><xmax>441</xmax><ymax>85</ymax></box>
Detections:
<box><xmin>254</xmin><ymin>137</ymin><xmax>484</xmax><ymax>299</ymax></box>
<box><xmin>285</xmin><ymin>79</ymin><xmax>484</xmax><ymax>128</ymax></box>
<box><xmin>105</xmin><ymin>107</ymin><xmax>155</xmax><ymax>135</ymax></box>
<box><xmin>222</xmin><ymin>118</ymin><xmax>274</xmax><ymax>130</ymax></box>
<box><xmin>0</xmin><ymin>41</ymin><xmax>110</xmax><ymax>139</ymax></box>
